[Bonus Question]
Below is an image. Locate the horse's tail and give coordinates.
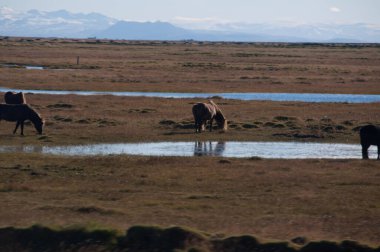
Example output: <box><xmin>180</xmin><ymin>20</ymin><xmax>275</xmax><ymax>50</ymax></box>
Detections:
<box><xmin>192</xmin><ymin>103</ymin><xmax>208</xmax><ymax>133</ymax></box>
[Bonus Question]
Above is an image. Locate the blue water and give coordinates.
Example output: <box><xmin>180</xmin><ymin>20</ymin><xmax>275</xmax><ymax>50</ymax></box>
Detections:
<box><xmin>0</xmin><ymin>87</ymin><xmax>379</xmax><ymax>103</ymax></box>
<box><xmin>0</xmin><ymin>141</ymin><xmax>374</xmax><ymax>159</ymax></box>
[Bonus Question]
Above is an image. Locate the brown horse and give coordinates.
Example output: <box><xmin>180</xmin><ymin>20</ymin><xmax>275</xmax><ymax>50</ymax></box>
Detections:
<box><xmin>0</xmin><ymin>104</ymin><xmax>44</xmax><ymax>135</ymax></box>
<box><xmin>192</xmin><ymin>100</ymin><xmax>227</xmax><ymax>133</ymax></box>
<box><xmin>4</xmin><ymin>91</ymin><xmax>26</xmax><ymax>104</ymax></box>
<box><xmin>360</xmin><ymin>124</ymin><xmax>380</xmax><ymax>160</ymax></box>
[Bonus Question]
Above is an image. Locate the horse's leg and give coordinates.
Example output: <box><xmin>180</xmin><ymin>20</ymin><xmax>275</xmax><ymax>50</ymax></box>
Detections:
<box><xmin>13</xmin><ymin>121</ymin><xmax>20</xmax><ymax>134</ymax></box>
<box><xmin>377</xmin><ymin>145</ymin><xmax>380</xmax><ymax>160</ymax></box>
<box><xmin>20</xmin><ymin>121</ymin><xmax>24</xmax><ymax>135</ymax></box>
<box><xmin>209</xmin><ymin>119</ymin><xmax>213</xmax><ymax>132</ymax></box>
<box><xmin>196</xmin><ymin>120</ymin><xmax>203</xmax><ymax>133</ymax></box>
<box><xmin>361</xmin><ymin>143</ymin><xmax>370</xmax><ymax>159</ymax></box>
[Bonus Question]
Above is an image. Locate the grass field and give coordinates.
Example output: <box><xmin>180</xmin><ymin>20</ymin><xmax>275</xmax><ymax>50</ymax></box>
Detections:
<box><xmin>1</xmin><ymin>37</ymin><xmax>380</xmax><ymax>94</ymax></box>
<box><xmin>0</xmin><ymin>38</ymin><xmax>379</xmax><ymax>250</ymax></box>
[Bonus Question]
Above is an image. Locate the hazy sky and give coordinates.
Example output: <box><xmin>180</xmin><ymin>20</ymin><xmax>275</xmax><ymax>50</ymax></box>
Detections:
<box><xmin>1</xmin><ymin>0</ymin><xmax>380</xmax><ymax>25</ymax></box>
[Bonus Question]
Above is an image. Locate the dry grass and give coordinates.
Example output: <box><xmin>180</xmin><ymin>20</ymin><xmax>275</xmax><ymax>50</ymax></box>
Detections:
<box><xmin>0</xmin><ymin>153</ymin><xmax>379</xmax><ymax>246</ymax></box>
<box><xmin>0</xmin><ymin>94</ymin><xmax>378</xmax><ymax>145</ymax></box>
<box><xmin>0</xmin><ymin>37</ymin><xmax>379</xmax><ymax>94</ymax></box>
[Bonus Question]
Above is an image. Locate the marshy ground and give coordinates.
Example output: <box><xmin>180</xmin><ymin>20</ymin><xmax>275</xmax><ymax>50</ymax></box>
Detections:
<box><xmin>0</xmin><ymin>38</ymin><xmax>379</xmax><ymax>249</ymax></box>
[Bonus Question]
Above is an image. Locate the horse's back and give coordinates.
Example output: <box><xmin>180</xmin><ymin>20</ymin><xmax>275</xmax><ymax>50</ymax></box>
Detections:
<box><xmin>192</xmin><ymin>103</ymin><xmax>215</xmax><ymax>120</ymax></box>
<box><xmin>360</xmin><ymin>124</ymin><xmax>380</xmax><ymax>145</ymax></box>
<box><xmin>0</xmin><ymin>104</ymin><xmax>31</xmax><ymax>121</ymax></box>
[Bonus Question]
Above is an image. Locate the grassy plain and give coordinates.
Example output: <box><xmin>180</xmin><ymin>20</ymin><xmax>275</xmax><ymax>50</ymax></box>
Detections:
<box><xmin>0</xmin><ymin>37</ymin><xmax>380</xmax><ymax>94</ymax></box>
<box><xmin>1</xmin><ymin>154</ymin><xmax>380</xmax><ymax>246</ymax></box>
<box><xmin>0</xmin><ymin>94</ymin><xmax>379</xmax><ymax>145</ymax></box>
<box><xmin>0</xmin><ymin>38</ymin><xmax>379</xmax><ymax>248</ymax></box>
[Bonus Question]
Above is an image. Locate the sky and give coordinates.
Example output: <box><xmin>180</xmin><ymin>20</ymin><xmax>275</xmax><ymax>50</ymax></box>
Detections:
<box><xmin>1</xmin><ymin>0</ymin><xmax>380</xmax><ymax>26</ymax></box>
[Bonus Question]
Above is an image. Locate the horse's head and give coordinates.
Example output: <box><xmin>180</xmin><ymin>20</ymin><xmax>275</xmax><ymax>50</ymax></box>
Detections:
<box><xmin>34</xmin><ymin>118</ymin><xmax>44</xmax><ymax>134</ymax></box>
<box><xmin>215</xmin><ymin>112</ymin><xmax>228</xmax><ymax>132</ymax></box>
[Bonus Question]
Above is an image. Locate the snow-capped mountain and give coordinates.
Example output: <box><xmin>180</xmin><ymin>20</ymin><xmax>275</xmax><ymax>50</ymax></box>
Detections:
<box><xmin>0</xmin><ymin>7</ymin><xmax>117</xmax><ymax>38</ymax></box>
<box><xmin>0</xmin><ymin>7</ymin><xmax>379</xmax><ymax>42</ymax></box>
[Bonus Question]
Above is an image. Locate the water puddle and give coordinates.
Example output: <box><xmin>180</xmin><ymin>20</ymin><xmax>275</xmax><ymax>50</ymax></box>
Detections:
<box><xmin>25</xmin><ymin>66</ymin><xmax>45</xmax><ymax>70</ymax></box>
<box><xmin>0</xmin><ymin>87</ymin><xmax>379</xmax><ymax>103</ymax></box>
<box><xmin>0</xmin><ymin>141</ymin><xmax>374</xmax><ymax>159</ymax></box>
<box><xmin>1</xmin><ymin>64</ymin><xmax>45</xmax><ymax>70</ymax></box>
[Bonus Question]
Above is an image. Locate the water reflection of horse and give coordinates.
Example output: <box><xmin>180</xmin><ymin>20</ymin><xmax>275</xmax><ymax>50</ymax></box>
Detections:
<box><xmin>192</xmin><ymin>100</ymin><xmax>227</xmax><ymax>133</ymax></box>
<box><xmin>194</xmin><ymin>141</ymin><xmax>226</xmax><ymax>156</ymax></box>
<box><xmin>4</xmin><ymin>91</ymin><xmax>26</xmax><ymax>104</ymax></box>
<box><xmin>0</xmin><ymin>104</ymin><xmax>44</xmax><ymax>135</ymax></box>
<box><xmin>360</xmin><ymin>124</ymin><xmax>380</xmax><ymax>159</ymax></box>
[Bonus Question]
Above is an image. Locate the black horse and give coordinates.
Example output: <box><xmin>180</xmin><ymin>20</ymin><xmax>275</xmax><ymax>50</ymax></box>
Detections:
<box><xmin>359</xmin><ymin>124</ymin><xmax>380</xmax><ymax>160</ymax></box>
<box><xmin>0</xmin><ymin>104</ymin><xmax>44</xmax><ymax>135</ymax></box>
<box><xmin>4</xmin><ymin>91</ymin><xmax>26</xmax><ymax>104</ymax></box>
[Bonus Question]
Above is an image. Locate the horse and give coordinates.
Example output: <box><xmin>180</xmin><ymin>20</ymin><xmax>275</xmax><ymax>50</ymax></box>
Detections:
<box><xmin>359</xmin><ymin>124</ymin><xmax>380</xmax><ymax>160</ymax></box>
<box><xmin>192</xmin><ymin>100</ymin><xmax>227</xmax><ymax>133</ymax></box>
<box><xmin>4</xmin><ymin>91</ymin><xmax>26</xmax><ymax>104</ymax></box>
<box><xmin>0</xmin><ymin>104</ymin><xmax>44</xmax><ymax>135</ymax></box>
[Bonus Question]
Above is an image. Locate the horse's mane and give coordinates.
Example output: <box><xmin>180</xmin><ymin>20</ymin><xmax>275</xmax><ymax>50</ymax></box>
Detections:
<box><xmin>209</xmin><ymin>100</ymin><xmax>227</xmax><ymax>131</ymax></box>
<box><xmin>209</xmin><ymin>100</ymin><xmax>225</xmax><ymax>119</ymax></box>
<box><xmin>27</xmin><ymin>104</ymin><xmax>43</xmax><ymax>124</ymax></box>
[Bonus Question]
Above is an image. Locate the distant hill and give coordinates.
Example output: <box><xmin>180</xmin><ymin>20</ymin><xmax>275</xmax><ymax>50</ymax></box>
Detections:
<box><xmin>97</xmin><ymin>21</ymin><xmax>191</xmax><ymax>40</ymax></box>
<box><xmin>95</xmin><ymin>21</ymin><xmax>276</xmax><ymax>41</ymax></box>
<box><xmin>1</xmin><ymin>7</ymin><xmax>379</xmax><ymax>42</ymax></box>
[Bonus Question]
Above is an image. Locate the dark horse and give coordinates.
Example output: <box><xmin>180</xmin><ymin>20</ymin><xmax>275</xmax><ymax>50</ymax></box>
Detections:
<box><xmin>4</xmin><ymin>91</ymin><xmax>26</xmax><ymax>104</ymax></box>
<box><xmin>192</xmin><ymin>100</ymin><xmax>227</xmax><ymax>133</ymax></box>
<box><xmin>0</xmin><ymin>104</ymin><xmax>44</xmax><ymax>135</ymax></box>
<box><xmin>360</xmin><ymin>124</ymin><xmax>380</xmax><ymax>160</ymax></box>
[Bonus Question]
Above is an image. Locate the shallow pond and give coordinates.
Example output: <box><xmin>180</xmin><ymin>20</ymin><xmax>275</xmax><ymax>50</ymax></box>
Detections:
<box><xmin>0</xmin><ymin>87</ymin><xmax>379</xmax><ymax>103</ymax></box>
<box><xmin>0</xmin><ymin>141</ymin><xmax>374</xmax><ymax>159</ymax></box>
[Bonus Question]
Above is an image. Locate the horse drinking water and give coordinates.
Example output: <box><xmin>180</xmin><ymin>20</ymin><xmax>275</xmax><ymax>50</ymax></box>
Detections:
<box><xmin>4</xmin><ymin>91</ymin><xmax>26</xmax><ymax>104</ymax></box>
<box><xmin>192</xmin><ymin>100</ymin><xmax>227</xmax><ymax>133</ymax></box>
<box><xmin>0</xmin><ymin>104</ymin><xmax>44</xmax><ymax>135</ymax></box>
<box><xmin>359</xmin><ymin>124</ymin><xmax>380</xmax><ymax>160</ymax></box>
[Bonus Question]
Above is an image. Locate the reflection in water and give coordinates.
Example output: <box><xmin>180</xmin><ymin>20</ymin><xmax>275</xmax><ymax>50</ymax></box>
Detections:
<box><xmin>194</xmin><ymin>141</ymin><xmax>226</xmax><ymax>156</ymax></box>
<box><xmin>0</xmin><ymin>145</ymin><xmax>43</xmax><ymax>153</ymax></box>
<box><xmin>0</xmin><ymin>141</ymin><xmax>376</xmax><ymax>159</ymax></box>
<box><xmin>1</xmin><ymin>87</ymin><xmax>380</xmax><ymax>103</ymax></box>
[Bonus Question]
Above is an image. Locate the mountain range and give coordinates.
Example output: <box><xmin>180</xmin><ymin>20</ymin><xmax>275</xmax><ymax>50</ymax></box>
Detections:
<box><xmin>1</xmin><ymin>7</ymin><xmax>379</xmax><ymax>43</ymax></box>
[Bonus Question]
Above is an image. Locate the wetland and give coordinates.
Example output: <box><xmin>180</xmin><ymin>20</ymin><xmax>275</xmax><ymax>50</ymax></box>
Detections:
<box><xmin>0</xmin><ymin>37</ymin><xmax>379</xmax><ymax>249</ymax></box>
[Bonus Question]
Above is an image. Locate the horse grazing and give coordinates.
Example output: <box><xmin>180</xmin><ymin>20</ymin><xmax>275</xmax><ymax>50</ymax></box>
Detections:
<box><xmin>192</xmin><ymin>100</ymin><xmax>227</xmax><ymax>133</ymax></box>
<box><xmin>0</xmin><ymin>104</ymin><xmax>44</xmax><ymax>135</ymax></box>
<box><xmin>4</xmin><ymin>91</ymin><xmax>26</xmax><ymax>104</ymax></box>
<box><xmin>359</xmin><ymin>124</ymin><xmax>380</xmax><ymax>160</ymax></box>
